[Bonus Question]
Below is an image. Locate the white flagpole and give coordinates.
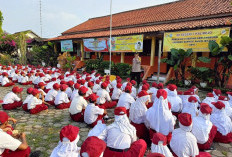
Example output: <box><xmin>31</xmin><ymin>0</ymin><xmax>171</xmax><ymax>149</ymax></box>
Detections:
<box><xmin>109</xmin><ymin>0</ymin><xmax>113</xmax><ymax>76</ymax></box>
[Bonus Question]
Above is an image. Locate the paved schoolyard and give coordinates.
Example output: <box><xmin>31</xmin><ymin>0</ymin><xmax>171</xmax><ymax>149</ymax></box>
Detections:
<box><xmin>0</xmin><ymin>85</ymin><xmax>232</xmax><ymax>157</ymax></box>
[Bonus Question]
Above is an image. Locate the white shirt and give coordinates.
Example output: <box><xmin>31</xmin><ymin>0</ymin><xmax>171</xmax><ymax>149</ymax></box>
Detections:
<box><xmin>12</xmin><ymin>74</ymin><xmax>19</xmax><ymax>81</ymax></box>
<box><xmin>46</xmin><ymin>82</ymin><xmax>56</xmax><ymax>90</ymax></box>
<box><xmin>84</xmin><ymin>103</ymin><xmax>104</xmax><ymax>124</ymax></box>
<box><xmin>0</xmin><ymin>129</ymin><xmax>22</xmax><ymax>156</ymax></box>
<box><xmin>111</xmin><ymin>88</ymin><xmax>122</xmax><ymax>100</ymax></box>
<box><xmin>54</xmin><ymin>91</ymin><xmax>70</xmax><ymax>105</ymax></box>
<box><xmin>69</xmin><ymin>96</ymin><xmax>88</xmax><ymax>115</ymax></box>
<box><xmin>21</xmin><ymin>76</ymin><xmax>28</xmax><ymax>83</ymax></box>
<box><xmin>122</xmin><ymin>82</ymin><xmax>128</xmax><ymax>91</ymax></box>
<box><xmin>92</xmin><ymin>84</ymin><xmax>100</xmax><ymax>93</ymax></box>
<box><xmin>96</xmin><ymin>89</ymin><xmax>111</xmax><ymax>104</ymax></box>
<box><xmin>131</xmin><ymin>86</ymin><xmax>137</xmax><ymax>99</ymax></box>
<box><xmin>167</xmin><ymin>91</ymin><xmax>182</xmax><ymax>112</ymax></box>
<box><xmin>27</xmin><ymin>96</ymin><xmax>43</xmax><ymax>110</ymax></box>
<box><xmin>1</xmin><ymin>77</ymin><xmax>10</xmax><ymax>86</ymax></box>
<box><xmin>3</xmin><ymin>92</ymin><xmax>21</xmax><ymax>104</ymax></box>
<box><xmin>70</xmin><ymin>89</ymin><xmax>79</xmax><ymax>101</ymax></box>
<box><xmin>45</xmin><ymin>89</ymin><xmax>58</xmax><ymax>101</ymax></box>
<box><xmin>111</xmin><ymin>80</ymin><xmax>117</xmax><ymax>88</ymax></box>
<box><xmin>117</xmin><ymin>93</ymin><xmax>135</xmax><ymax>110</ymax></box>
<box><xmin>65</xmin><ymin>87</ymin><xmax>73</xmax><ymax>98</ymax></box>
<box><xmin>23</xmin><ymin>94</ymin><xmax>33</xmax><ymax>104</ymax></box>
<box><xmin>86</xmin><ymin>87</ymin><xmax>93</xmax><ymax>97</ymax></box>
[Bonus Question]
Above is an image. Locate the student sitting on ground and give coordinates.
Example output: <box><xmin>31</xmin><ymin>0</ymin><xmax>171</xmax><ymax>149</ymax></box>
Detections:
<box><xmin>45</xmin><ymin>83</ymin><xmax>60</xmax><ymax>106</ymax></box>
<box><xmin>1</xmin><ymin>72</ymin><xmax>14</xmax><ymax>87</ymax></box>
<box><xmin>54</xmin><ymin>84</ymin><xmax>71</xmax><ymax>109</ymax></box>
<box><xmin>70</xmin><ymin>83</ymin><xmax>80</xmax><ymax>101</ymax></box>
<box><xmin>2</xmin><ymin>86</ymin><xmax>23</xmax><ymax>110</ymax></box>
<box><xmin>0</xmin><ymin>111</ymin><xmax>31</xmax><ymax>157</ymax></box>
<box><xmin>22</xmin><ymin>87</ymin><xmax>34</xmax><ymax>111</ymax></box>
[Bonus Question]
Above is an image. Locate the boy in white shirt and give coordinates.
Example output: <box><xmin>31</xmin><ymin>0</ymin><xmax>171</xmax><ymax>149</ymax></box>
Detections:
<box><xmin>2</xmin><ymin>86</ymin><xmax>23</xmax><ymax>110</ymax></box>
<box><xmin>22</xmin><ymin>87</ymin><xmax>34</xmax><ymax>111</ymax></box>
<box><xmin>2</xmin><ymin>72</ymin><xmax>14</xmax><ymax>87</ymax></box>
<box><xmin>131</xmin><ymin>80</ymin><xmax>137</xmax><ymax>99</ymax></box>
<box><xmin>45</xmin><ymin>83</ymin><xmax>60</xmax><ymax>106</ymax></box>
<box><xmin>111</xmin><ymin>83</ymin><xmax>123</xmax><ymax>102</ymax></box>
<box><xmin>86</xmin><ymin>81</ymin><xmax>94</xmax><ymax>98</ymax></box>
<box><xmin>84</xmin><ymin>93</ymin><xmax>107</xmax><ymax>127</ymax></box>
<box><xmin>38</xmin><ymin>82</ymin><xmax>47</xmax><ymax>98</ymax></box>
<box><xmin>27</xmin><ymin>89</ymin><xmax>48</xmax><ymax>114</ymax></box>
<box><xmin>92</xmin><ymin>80</ymin><xmax>101</xmax><ymax>93</ymax></box>
<box><xmin>19</xmin><ymin>72</ymin><xmax>29</xmax><ymax>85</ymax></box>
<box><xmin>70</xmin><ymin>83</ymin><xmax>80</xmax><ymax>101</ymax></box>
<box><xmin>65</xmin><ymin>81</ymin><xmax>74</xmax><ymax>99</ymax></box>
<box><xmin>0</xmin><ymin>111</ymin><xmax>31</xmax><ymax>157</ymax></box>
<box><xmin>69</xmin><ymin>86</ymin><xmax>88</xmax><ymax>122</ymax></box>
<box><xmin>54</xmin><ymin>84</ymin><xmax>71</xmax><ymax>109</ymax></box>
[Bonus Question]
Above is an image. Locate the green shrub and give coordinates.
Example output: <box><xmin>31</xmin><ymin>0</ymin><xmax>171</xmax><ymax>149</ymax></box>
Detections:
<box><xmin>0</xmin><ymin>54</ymin><xmax>12</xmax><ymax>65</ymax></box>
<box><xmin>85</xmin><ymin>59</ymin><xmax>101</xmax><ymax>73</ymax></box>
<box><xmin>114</xmin><ymin>63</ymin><xmax>131</xmax><ymax>78</ymax></box>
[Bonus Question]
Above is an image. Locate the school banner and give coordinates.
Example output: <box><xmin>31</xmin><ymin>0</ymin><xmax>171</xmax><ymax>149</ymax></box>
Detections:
<box><xmin>83</xmin><ymin>38</ymin><xmax>109</xmax><ymax>52</ymax></box>
<box><xmin>111</xmin><ymin>35</ymin><xmax>143</xmax><ymax>52</ymax></box>
<box><xmin>163</xmin><ymin>28</ymin><xmax>231</xmax><ymax>52</ymax></box>
<box><xmin>61</xmin><ymin>40</ymin><xmax>73</xmax><ymax>52</ymax></box>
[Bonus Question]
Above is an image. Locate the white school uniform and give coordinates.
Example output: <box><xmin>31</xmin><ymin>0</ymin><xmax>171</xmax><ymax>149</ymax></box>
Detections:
<box><xmin>27</xmin><ymin>96</ymin><xmax>43</xmax><ymax>110</ymax></box>
<box><xmin>0</xmin><ymin>129</ymin><xmax>22</xmax><ymax>156</ymax></box>
<box><xmin>85</xmin><ymin>87</ymin><xmax>93</xmax><ymax>97</ymax></box>
<box><xmin>69</xmin><ymin>96</ymin><xmax>88</xmax><ymax>115</ymax></box>
<box><xmin>92</xmin><ymin>84</ymin><xmax>100</xmax><ymax>93</ymax></box>
<box><xmin>45</xmin><ymin>89</ymin><xmax>58</xmax><ymax>101</ymax></box>
<box><xmin>1</xmin><ymin>77</ymin><xmax>10</xmax><ymax>86</ymax></box>
<box><xmin>21</xmin><ymin>76</ymin><xmax>29</xmax><ymax>83</ymax></box>
<box><xmin>131</xmin><ymin>86</ymin><xmax>137</xmax><ymax>99</ymax></box>
<box><xmin>70</xmin><ymin>89</ymin><xmax>79</xmax><ymax>101</ymax></box>
<box><xmin>117</xmin><ymin>93</ymin><xmax>135</xmax><ymax>110</ymax></box>
<box><xmin>23</xmin><ymin>94</ymin><xmax>33</xmax><ymax>104</ymax></box>
<box><xmin>3</xmin><ymin>92</ymin><xmax>21</xmax><ymax>104</ymax></box>
<box><xmin>54</xmin><ymin>91</ymin><xmax>70</xmax><ymax>105</ymax></box>
<box><xmin>96</xmin><ymin>89</ymin><xmax>111</xmax><ymax>104</ymax></box>
<box><xmin>65</xmin><ymin>87</ymin><xmax>73</xmax><ymax>98</ymax></box>
<box><xmin>84</xmin><ymin>103</ymin><xmax>104</xmax><ymax>124</ymax></box>
<box><xmin>111</xmin><ymin>88</ymin><xmax>122</xmax><ymax>100</ymax></box>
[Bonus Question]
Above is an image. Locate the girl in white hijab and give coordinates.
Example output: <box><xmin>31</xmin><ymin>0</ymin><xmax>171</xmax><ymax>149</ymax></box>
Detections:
<box><xmin>227</xmin><ymin>92</ymin><xmax>232</xmax><ymax>107</ymax></box>
<box><xmin>202</xmin><ymin>93</ymin><xmax>216</xmax><ymax>108</ymax></box>
<box><xmin>182</xmin><ymin>96</ymin><xmax>199</xmax><ymax>118</ymax></box>
<box><xmin>218</xmin><ymin>96</ymin><xmax>232</xmax><ymax>119</ymax></box>
<box><xmin>146</xmin><ymin>89</ymin><xmax>175</xmax><ymax>144</ymax></box>
<box><xmin>210</xmin><ymin>101</ymin><xmax>232</xmax><ymax>143</ymax></box>
<box><xmin>167</xmin><ymin>84</ymin><xmax>182</xmax><ymax>114</ymax></box>
<box><xmin>50</xmin><ymin>125</ymin><xmax>80</xmax><ymax>157</ymax></box>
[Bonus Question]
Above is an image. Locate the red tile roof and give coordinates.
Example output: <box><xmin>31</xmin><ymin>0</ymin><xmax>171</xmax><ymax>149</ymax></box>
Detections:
<box><xmin>49</xmin><ymin>0</ymin><xmax>232</xmax><ymax>41</ymax></box>
<box><xmin>49</xmin><ymin>16</ymin><xmax>232</xmax><ymax>41</ymax></box>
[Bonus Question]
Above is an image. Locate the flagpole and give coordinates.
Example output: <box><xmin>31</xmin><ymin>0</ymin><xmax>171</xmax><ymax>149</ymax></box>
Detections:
<box><xmin>109</xmin><ymin>0</ymin><xmax>113</xmax><ymax>76</ymax></box>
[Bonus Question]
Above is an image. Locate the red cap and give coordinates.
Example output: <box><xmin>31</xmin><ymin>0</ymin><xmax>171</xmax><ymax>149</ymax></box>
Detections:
<box><xmin>227</xmin><ymin>92</ymin><xmax>232</xmax><ymax>96</ymax></box>
<box><xmin>152</xmin><ymin>132</ymin><xmax>167</xmax><ymax>145</ymax></box>
<box><xmin>2</xmin><ymin>72</ymin><xmax>8</xmax><ymax>76</ymax></box>
<box><xmin>15</xmin><ymin>70</ymin><xmax>19</xmax><ymax>73</ymax></box>
<box><xmin>53</xmin><ymin>83</ymin><xmax>60</xmax><ymax>90</ymax></box>
<box><xmin>60</xmin><ymin>125</ymin><xmax>79</xmax><ymax>142</ymax></box>
<box><xmin>142</xmin><ymin>84</ymin><xmax>148</xmax><ymax>91</ymax></box>
<box><xmin>38</xmin><ymin>82</ymin><xmax>46</xmax><ymax>87</ymax></box>
<box><xmin>168</xmin><ymin>84</ymin><xmax>177</xmax><ymax>91</ymax></box>
<box><xmin>0</xmin><ymin>111</ymin><xmax>9</xmax><ymax>124</ymax></box>
<box><xmin>60</xmin><ymin>84</ymin><xmax>68</xmax><ymax>91</ymax></box>
<box><xmin>117</xmin><ymin>78</ymin><xmax>122</xmax><ymax>83</ymax></box>
<box><xmin>27</xmin><ymin>87</ymin><xmax>34</xmax><ymax>94</ymax></box>
<box><xmin>81</xmin><ymin>79</ymin><xmax>86</xmax><ymax>85</ymax></box>
<box><xmin>114</xmin><ymin>107</ymin><xmax>127</xmax><ymax>115</ymax></box>
<box><xmin>184</xmin><ymin>91</ymin><xmax>194</xmax><ymax>95</ymax></box>
<box><xmin>207</xmin><ymin>93</ymin><xmax>214</xmax><ymax>97</ymax></box>
<box><xmin>152</xmin><ymin>82</ymin><xmax>157</xmax><ymax>88</ymax></box>
<box><xmin>85</xmin><ymin>77</ymin><xmax>91</xmax><ymax>81</ymax></box>
<box><xmin>12</xmin><ymin>86</ymin><xmax>23</xmax><ymax>93</ymax></box>
<box><xmin>145</xmin><ymin>83</ymin><xmax>150</xmax><ymax>89</ymax></box>
<box><xmin>51</xmin><ymin>78</ymin><xmax>56</xmax><ymax>81</ymax></box>
<box><xmin>96</xmin><ymin>73</ymin><xmax>100</xmax><ymax>77</ymax></box>
<box><xmin>142</xmin><ymin>80</ymin><xmax>147</xmax><ymax>84</ymax></box>
<box><xmin>188</xmin><ymin>96</ymin><xmax>198</xmax><ymax>103</ymax></box>
<box><xmin>117</xmin><ymin>83</ymin><xmax>122</xmax><ymax>88</ymax></box>
<box><xmin>126</xmin><ymin>78</ymin><xmax>131</xmax><ymax>81</ymax></box>
<box><xmin>138</xmin><ymin>90</ymin><xmax>149</xmax><ymax>98</ymax></box>
<box><xmin>58</xmin><ymin>75</ymin><xmax>64</xmax><ymax>80</ymax></box>
<box><xmin>74</xmin><ymin>83</ymin><xmax>81</xmax><ymax>89</ymax></box>
<box><xmin>80</xmin><ymin>136</ymin><xmax>106</xmax><ymax>157</ymax></box>
<box><xmin>157</xmin><ymin>83</ymin><xmax>164</xmax><ymax>89</ymax></box>
<box><xmin>200</xmin><ymin>103</ymin><xmax>212</xmax><ymax>114</ymax></box>
<box><xmin>178</xmin><ymin>113</ymin><xmax>192</xmax><ymax>126</ymax></box>
<box><xmin>88</xmin><ymin>82</ymin><xmax>94</xmax><ymax>87</ymax></box>
<box><xmin>88</xmin><ymin>93</ymin><xmax>99</xmax><ymax>102</ymax></box>
<box><xmin>21</xmin><ymin>72</ymin><xmax>25</xmax><ymax>75</ymax></box>
<box><xmin>39</xmin><ymin>73</ymin><xmax>45</xmax><ymax>77</ymax></box>
<box><xmin>101</xmin><ymin>82</ymin><xmax>108</xmax><ymax>89</ymax></box>
<box><xmin>131</xmin><ymin>80</ymin><xmax>136</xmax><ymax>85</ymax></box>
<box><xmin>79</xmin><ymin>86</ymin><xmax>88</xmax><ymax>94</ymax></box>
<box><xmin>213</xmin><ymin>89</ymin><xmax>222</xmax><ymax>96</ymax></box>
<box><xmin>125</xmin><ymin>85</ymin><xmax>132</xmax><ymax>93</ymax></box>
<box><xmin>67</xmin><ymin>81</ymin><xmax>74</xmax><ymax>87</ymax></box>
<box><xmin>212</xmin><ymin>101</ymin><xmax>225</xmax><ymax>110</ymax></box>
<box><xmin>96</xmin><ymin>80</ymin><xmax>101</xmax><ymax>84</ymax></box>
<box><xmin>191</xmin><ymin>86</ymin><xmax>198</xmax><ymax>90</ymax></box>
<box><xmin>60</xmin><ymin>80</ymin><xmax>66</xmax><ymax>85</ymax></box>
<box><xmin>177</xmin><ymin>91</ymin><xmax>183</xmax><ymax>95</ymax></box>
<box><xmin>32</xmin><ymin>89</ymin><xmax>41</xmax><ymax>96</ymax></box>
<box><xmin>218</xmin><ymin>96</ymin><xmax>228</xmax><ymax>101</ymax></box>
<box><xmin>99</xmin><ymin>76</ymin><xmax>103</xmax><ymax>80</ymax></box>
<box><xmin>156</xmin><ymin>89</ymin><xmax>167</xmax><ymax>99</ymax></box>
<box><xmin>147</xmin><ymin>153</ymin><xmax>165</xmax><ymax>157</ymax></box>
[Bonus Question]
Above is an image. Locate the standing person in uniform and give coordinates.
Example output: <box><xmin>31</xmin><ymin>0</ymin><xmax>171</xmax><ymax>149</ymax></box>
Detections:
<box><xmin>131</xmin><ymin>52</ymin><xmax>141</xmax><ymax>88</ymax></box>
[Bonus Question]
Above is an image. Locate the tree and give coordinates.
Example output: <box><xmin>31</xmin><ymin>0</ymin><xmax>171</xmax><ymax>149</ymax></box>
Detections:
<box><xmin>162</xmin><ymin>48</ymin><xmax>192</xmax><ymax>84</ymax></box>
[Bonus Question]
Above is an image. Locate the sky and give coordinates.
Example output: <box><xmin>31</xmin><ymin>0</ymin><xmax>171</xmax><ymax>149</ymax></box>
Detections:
<box><xmin>0</xmin><ymin>0</ymin><xmax>177</xmax><ymax>38</ymax></box>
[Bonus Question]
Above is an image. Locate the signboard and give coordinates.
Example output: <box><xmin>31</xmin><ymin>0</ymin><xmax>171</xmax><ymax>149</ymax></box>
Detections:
<box><xmin>61</xmin><ymin>40</ymin><xmax>73</xmax><ymax>52</ymax></box>
<box><xmin>111</xmin><ymin>35</ymin><xmax>143</xmax><ymax>52</ymax></box>
<box><xmin>163</xmin><ymin>28</ymin><xmax>230</xmax><ymax>52</ymax></box>
<box><xmin>83</xmin><ymin>38</ymin><xmax>108</xmax><ymax>52</ymax></box>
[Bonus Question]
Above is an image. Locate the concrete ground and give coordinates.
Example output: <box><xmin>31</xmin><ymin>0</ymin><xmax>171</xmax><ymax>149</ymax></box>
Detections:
<box><xmin>0</xmin><ymin>84</ymin><xmax>232</xmax><ymax>157</ymax></box>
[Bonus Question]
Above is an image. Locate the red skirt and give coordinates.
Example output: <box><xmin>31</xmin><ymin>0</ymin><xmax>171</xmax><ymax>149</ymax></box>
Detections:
<box><xmin>2</xmin><ymin>146</ymin><xmax>31</xmax><ymax>157</ymax></box>
<box><xmin>29</xmin><ymin>104</ymin><xmax>48</xmax><ymax>114</ymax></box>
<box><xmin>46</xmin><ymin>101</ymin><xmax>55</xmax><ymax>106</ymax></box>
<box><xmin>3</xmin><ymin>82</ymin><xmax>15</xmax><ymax>87</ymax></box>
<box><xmin>98</xmin><ymin>101</ymin><xmax>117</xmax><ymax>109</ymax></box>
<box><xmin>198</xmin><ymin>125</ymin><xmax>217</xmax><ymax>150</ymax></box>
<box><xmin>103</xmin><ymin>139</ymin><xmax>147</xmax><ymax>157</ymax></box>
<box><xmin>70</xmin><ymin>109</ymin><xmax>85</xmax><ymax>122</ymax></box>
<box><xmin>149</xmin><ymin>129</ymin><xmax>172</xmax><ymax>144</ymax></box>
<box><xmin>44</xmin><ymin>88</ymin><xmax>51</xmax><ymax>93</ymax></box>
<box><xmin>20</xmin><ymin>82</ymin><xmax>29</xmax><ymax>85</ymax></box>
<box><xmin>131</xmin><ymin>122</ymin><xmax>150</xmax><ymax>144</ymax></box>
<box><xmin>89</xmin><ymin>115</ymin><xmax>105</xmax><ymax>128</ymax></box>
<box><xmin>214</xmin><ymin>131</ymin><xmax>232</xmax><ymax>143</ymax></box>
<box><xmin>12</xmin><ymin>80</ymin><xmax>18</xmax><ymax>83</ymax></box>
<box><xmin>55</xmin><ymin>102</ymin><xmax>71</xmax><ymax>109</ymax></box>
<box><xmin>172</xmin><ymin>151</ymin><xmax>211</xmax><ymax>157</ymax></box>
<box><xmin>2</xmin><ymin>101</ymin><xmax>23</xmax><ymax>110</ymax></box>
<box><xmin>22</xmin><ymin>103</ymin><xmax>28</xmax><ymax>111</ymax></box>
